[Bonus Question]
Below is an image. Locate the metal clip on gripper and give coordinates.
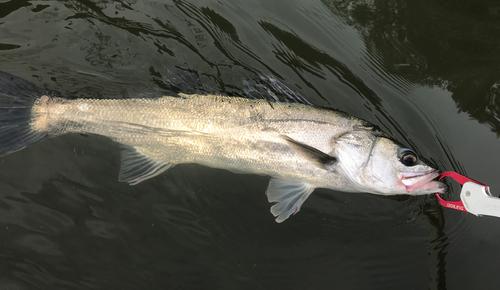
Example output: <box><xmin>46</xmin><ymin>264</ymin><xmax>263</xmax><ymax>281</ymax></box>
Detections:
<box><xmin>435</xmin><ymin>171</ymin><xmax>500</xmax><ymax>218</ymax></box>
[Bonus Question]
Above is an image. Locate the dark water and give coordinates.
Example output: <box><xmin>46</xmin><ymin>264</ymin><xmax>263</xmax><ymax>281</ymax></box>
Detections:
<box><xmin>1</xmin><ymin>0</ymin><xmax>500</xmax><ymax>289</ymax></box>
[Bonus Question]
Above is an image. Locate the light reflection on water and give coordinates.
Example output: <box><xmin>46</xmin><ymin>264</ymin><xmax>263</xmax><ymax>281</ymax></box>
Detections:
<box><xmin>0</xmin><ymin>0</ymin><xmax>500</xmax><ymax>289</ymax></box>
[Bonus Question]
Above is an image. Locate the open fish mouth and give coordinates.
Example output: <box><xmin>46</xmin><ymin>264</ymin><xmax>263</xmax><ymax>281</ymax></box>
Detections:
<box><xmin>400</xmin><ymin>170</ymin><xmax>446</xmax><ymax>193</ymax></box>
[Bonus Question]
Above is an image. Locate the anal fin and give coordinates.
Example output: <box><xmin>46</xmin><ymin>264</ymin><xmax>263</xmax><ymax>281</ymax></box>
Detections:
<box><xmin>266</xmin><ymin>178</ymin><xmax>315</xmax><ymax>223</ymax></box>
<box><xmin>118</xmin><ymin>145</ymin><xmax>174</xmax><ymax>185</ymax></box>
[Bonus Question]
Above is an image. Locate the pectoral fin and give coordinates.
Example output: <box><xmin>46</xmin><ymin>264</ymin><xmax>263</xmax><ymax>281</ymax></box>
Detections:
<box><xmin>266</xmin><ymin>178</ymin><xmax>315</xmax><ymax>223</ymax></box>
<box><xmin>118</xmin><ymin>145</ymin><xmax>174</xmax><ymax>185</ymax></box>
<box><xmin>283</xmin><ymin>135</ymin><xmax>336</xmax><ymax>171</ymax></box>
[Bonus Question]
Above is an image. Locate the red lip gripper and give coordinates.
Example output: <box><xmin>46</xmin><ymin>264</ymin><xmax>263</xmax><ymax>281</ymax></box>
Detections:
<box><xmin>435</xmin><ymin>171</ymin><xmax>500</xmax><ymax>218</ymax></box>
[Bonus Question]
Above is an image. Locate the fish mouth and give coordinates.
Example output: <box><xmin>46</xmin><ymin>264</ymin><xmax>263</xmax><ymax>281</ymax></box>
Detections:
<box><xmin>400</xmin><ymin>170</ymin><xmax>446</xmax><ymax>194</ymax></box>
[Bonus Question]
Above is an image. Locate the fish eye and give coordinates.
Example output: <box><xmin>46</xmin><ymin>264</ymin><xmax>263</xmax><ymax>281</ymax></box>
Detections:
<box><xmin>398</xmin><ymin>148</ymin><xmax>418</xmax><ymax>166</ymax></box>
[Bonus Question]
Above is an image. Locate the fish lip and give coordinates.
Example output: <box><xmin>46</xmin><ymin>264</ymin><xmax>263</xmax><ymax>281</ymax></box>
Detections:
<box><xmin>400</xmin><ymin>170</ymin><xmax>441</xmax><ymax>193</ymax></box>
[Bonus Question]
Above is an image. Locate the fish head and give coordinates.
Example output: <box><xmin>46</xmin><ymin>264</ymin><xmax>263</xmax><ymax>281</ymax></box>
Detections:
<box><xmin>334</xmin><ymin>130</ymin><xmax>446</xmax><ymax>195</ymax></box>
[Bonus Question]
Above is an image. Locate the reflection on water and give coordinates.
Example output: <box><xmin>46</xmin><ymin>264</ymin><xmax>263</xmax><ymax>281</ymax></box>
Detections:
<box><xmin>324</xmin><ymin>0</ymin><xmax>500</xmax><ymax>134</ymax></box>
<box><xmin>1</xmin><ymin>0</ymin><xmax>500</xmax><ymax>289</ymax></box>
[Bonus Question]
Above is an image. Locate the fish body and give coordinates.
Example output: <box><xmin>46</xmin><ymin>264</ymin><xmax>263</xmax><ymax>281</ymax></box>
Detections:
<box><xmin>32</xmin><ymin>93</ymin><xmax>360</xmax><ymax>190</ymax></box>
<box><xmin>0</xmin><ymin>71</ymin><xmax>446</xmax><ymax>222</ymax></box>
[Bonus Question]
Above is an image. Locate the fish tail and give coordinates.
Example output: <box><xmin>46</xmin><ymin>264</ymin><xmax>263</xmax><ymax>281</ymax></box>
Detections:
<box><xmin>0</xmin><ymin>71</ymin><xmax>53</xmax><ymax>157</ymax></box>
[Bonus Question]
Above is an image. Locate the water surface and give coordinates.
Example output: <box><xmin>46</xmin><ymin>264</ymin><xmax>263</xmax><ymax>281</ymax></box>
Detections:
<box><xmin>1</xmin><ymin>0</ymin><xmax>500</xmax><ymax>289</ymax></box>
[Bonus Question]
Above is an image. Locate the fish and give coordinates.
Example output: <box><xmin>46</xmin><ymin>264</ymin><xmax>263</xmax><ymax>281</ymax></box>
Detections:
<box><xmin>0</xmin><ymin>70</ymin><xmax>446</xmax><ymax>222</ymax></box>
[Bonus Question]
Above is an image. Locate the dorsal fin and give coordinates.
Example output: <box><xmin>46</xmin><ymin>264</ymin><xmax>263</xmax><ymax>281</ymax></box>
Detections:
<box><xmin>243</xmin><ymin>73</ymin><xmax>313</xmax><ymax>105</ymax></box>
<box><xmin>154</xmin><ymin>66</ymin><xmax>215</xmax><ymax>97</ymax></box>
<box><xmin>152</xmin><ymin>68</ymin><xmax>311</xmax><ymax>105</ymax></box>
<box><xmin>118</xmin><ymin>145</ymin><xmax>174</xmax><ymax>185</ymax></box>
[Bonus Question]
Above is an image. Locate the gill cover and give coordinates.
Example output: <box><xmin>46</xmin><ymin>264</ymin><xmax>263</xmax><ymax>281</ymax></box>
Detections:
<box><xmin>334</xmin><ymin>130</ymin><xmax>441</xmax><ymax>195</ymax></box>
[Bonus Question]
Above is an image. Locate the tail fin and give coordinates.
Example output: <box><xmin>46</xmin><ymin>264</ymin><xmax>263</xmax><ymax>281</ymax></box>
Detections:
<box><xmin>0</xmin><ymin>71</ymin><xmax>52</xmax><ymax>157</ymax></box>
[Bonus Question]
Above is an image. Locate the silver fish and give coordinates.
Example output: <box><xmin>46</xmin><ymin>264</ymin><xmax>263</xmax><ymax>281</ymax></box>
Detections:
<box><xmin>0</xmin><ymin>71</ymin><xmax>445</xmax><ymax>222</ymax></box>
